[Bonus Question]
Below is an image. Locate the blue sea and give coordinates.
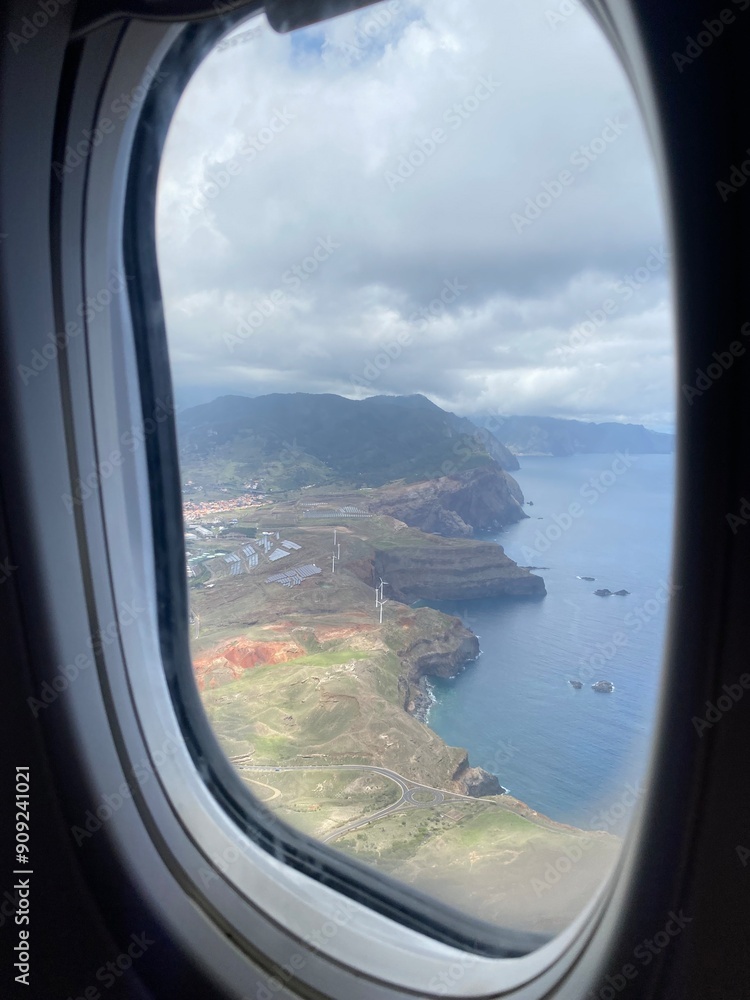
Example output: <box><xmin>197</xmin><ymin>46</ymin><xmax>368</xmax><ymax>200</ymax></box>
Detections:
<box><xmin>427</xmin><ymin>453</ymin><xmax>676</xmax><ymax>833</ymax></box>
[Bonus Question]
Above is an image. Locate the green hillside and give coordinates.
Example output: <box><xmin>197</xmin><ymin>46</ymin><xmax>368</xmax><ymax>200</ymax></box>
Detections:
<box><xmin>177</xmin><ymin>392</ymin><xmax>518</xmax><ymax>491</ymax></box>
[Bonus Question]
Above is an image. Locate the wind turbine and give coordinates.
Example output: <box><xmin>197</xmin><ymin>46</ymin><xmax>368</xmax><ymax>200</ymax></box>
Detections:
<box><xmin>332</xmin><ymin>528</ymin><xmax>340</xmax><ymax>574</ymax></box>
<box><xmin>375</xmin><ymin>578</ymin><xmax>390</xmax><ymax>621</ymax></box>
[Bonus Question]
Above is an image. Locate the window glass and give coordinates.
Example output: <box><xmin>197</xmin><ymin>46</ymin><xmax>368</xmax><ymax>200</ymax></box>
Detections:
<box><xmin>157</xmin><ymin>0</ymin><xmax>674</xmax><ymax>938</ymax></box>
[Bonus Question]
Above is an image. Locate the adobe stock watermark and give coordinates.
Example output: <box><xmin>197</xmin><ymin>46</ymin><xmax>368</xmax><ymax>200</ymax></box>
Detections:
<box><xmin>182</xmin><ymin>107</ymin><xmax>296</xmax><ymax>221</ymax></box>
<box><xmin>17</xmin><ymin>268</ymin><xmax>132</xmax><ymax>384</ymax></box>
<box><xmin>726</xmin><ymin>496</ymin><xmax>750</xmax><ymax>534</ymax></box>
<box><xmin>70</xmin><ymin>733</ymin><xmax>180</xmax><ymax>846</ymax></box>
<box><xmin>6</xmin><ymin>0</ymin><xmax>72</xmax><ymax>53</ymax></box>
<box><xmin>211</xmin><ymin>0</ymin><xmax>249</xmax><ymax>11</ymax></box>
<box><xmin>324</xmin><ymin>0</ymin><xmax>401</xmax><ymax>66</ymax></box>
<box><xmin>26</xmin><ymin>597</ymin><xmax>148</xmax><ymax>717</ymax></box>
<box><xmin>717</xmin><ymin>145</ymin><xmax>750</xmax><ymax>202</ymax></box>
<box><xmin>672</xmin><ymin>1</ymin><xmax>750</xmax><ymax>73</ymax></box>
<box><xmin>426</xmin><ymin>952</ymin><xmax>480</xmax><ymax>996</ymax></box>
<box><xmin>244</xmin><ymin>900</ymin><xmax>356</xmax><ymax>1000</ymax></box>
<box><xmin>622</xmin><ymin>579</ymin><xmax>680</xmax><ymax>633</ymax></box>
<box><xmin>52</xmin><ymin>65</ymin><xmax>168</xmax><ymax>180</ymax></box>
<box><xmin>532</xmin><ymin>782</ymin><xmax>645</xmax><ymax>898</ymax></box>
<box><xmin>545</xmin><ymin>0</ymin><xmax>584</xmax><ymax>30</ymax></box>
<box><xmin>585</xmin><ymin>911</ymin><xmax>692</xmax><ymax>1000</ymax></box>
<box><xmin>574</xmin><ymin>579</ymin><xmax>679</xmax><ymax>685</ymax></box>
<box><xmin>511</xmin><ymin>117</ymin><xmax>628</xmax><ymax>235</ymax></box>
<box><xmin>0</xmin><ymin>555</ymin><xmax>18</xmax><ymax>585</ymax></box>
<box><xmin>261</xmin><ymin>445</ymin><xmax>306</xmax><ymax>488</ymax></box>
<box><xmin>195</xmin><ymin>792</ymin><xmax>292</xmax><ymax>893</ymax></box>
<box><xmin>423</xmin><ymin>426</ymin><xmax>505</xmax><ymax>481</ymax></box>
<box><xmin>384</xmin><ymin>76</ymin><xmax>501</xmax><ymax>192</ymax></box>
<box><xmin>63</xmin><ymin>931</ymin><xmax>155</xmax><ymax>999</ymax></box>
<box><xmin>692</xmin><ymin>673</ymin><xmax>750</xmax><ymax>737</ymax></box>
<box><xmin>0</xmin><ymin>883</ymin><xmax>25</xmax><ymax>930</ymax></box>
<box><xmin>216</xmin><ymin>21</ymin><xmax>266</xmax><ymax>52</ymax></box>
<box><xmin>560</xmin><ymin>246</ymin><xmax>671</xmax><ymax>358</ymax></box>
<box><xmin>487</xmin><ymin>738</ymin><xmax>520</xmax><ymax>771</ymax></box>
<box><xmin>223</xmin><ymin>236</ymin><xmax>340</xmax><ymax>352</ymax></box>
<box><xmin>350</xmin><ymin>278</ymin><xmax>467</xmax><ymax>391</ymax></box>
<box><xmin>62</xmin><ymin>397</ymin><xmax>176</xmax><ymax>512</ymax></box>
<box><xmin>470</xmin><ymin>412</ymin><xmax>526</xmax><ymax>468</ymax></box>
<box><xmin>682</xmin><ymin>320</ymin><xmax>750</xmax><ymax>402</ymax></box>
<box><xmin>519</xmin><ymin>453</ymin><xmax>635</xmax><ymax>562</ymax></box>
<box><xmin>201</xmin><ymin>834</ymin><xmax>355</xmax><ymax>1000</ymax></box>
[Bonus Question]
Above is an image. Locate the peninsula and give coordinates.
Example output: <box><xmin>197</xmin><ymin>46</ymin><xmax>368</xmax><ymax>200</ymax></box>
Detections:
<box><xmin>182</xmin><ymin>392</ymin><xmax>620</xmax><ymax>933</ymax></box>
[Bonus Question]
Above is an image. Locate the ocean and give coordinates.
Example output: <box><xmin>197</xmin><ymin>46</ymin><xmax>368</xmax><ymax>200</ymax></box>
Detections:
<box><xmin>427</xmin><ymin>453</ymin><xmax>676</xmax><ymax>833</ymax></box>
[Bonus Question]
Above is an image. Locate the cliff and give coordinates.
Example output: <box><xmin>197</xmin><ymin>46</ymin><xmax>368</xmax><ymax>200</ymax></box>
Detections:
<box><xmin>368</xmin><ymin>533</ymin><xmax>546</xmax><ymax>603</ymax></box>
<box><xmin>194</xmin><ymin>610</ymin><xmax>504</xmax><ymax>798</ymax></box>
<box><xmin>398</xmin><ymin>618</ymin><xmax>480</xmax><ymax>682</ymax></box>
<box><xmin>189</xmin><ymin>500</ymin><xmax>545</xmax><ymax>804</ymax></box>
<box><xmin>394</xmin><ymin>613</ymin><xmax>480</xmax><ymax>719</ymax></box>
<box><xmin>369</xmin><ymin>465</ymin><xmax>527</xmax><ymax>538</ymax></box>
<box><xmin>452</xmin><ymin>756</ymin><xmax>506</xmax><ymax>797</ymax></box>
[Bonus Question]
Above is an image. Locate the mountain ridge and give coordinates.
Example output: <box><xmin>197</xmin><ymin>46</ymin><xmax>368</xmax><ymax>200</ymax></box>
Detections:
<box><xmin>471</xmin><ymin>413</ymin><xmax>674</xmax><ymax>457</ymax></box>
<box><xmin>177</xmin><ymin>392</ymin><xmax>520</xmax><ymax>490</ymax></box>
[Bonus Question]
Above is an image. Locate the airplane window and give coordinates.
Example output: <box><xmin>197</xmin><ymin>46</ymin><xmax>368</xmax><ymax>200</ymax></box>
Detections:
<box><xmin>156</xmin><ymin>0</ymin><xmax>674</xmax><ymax>944</ymax></box>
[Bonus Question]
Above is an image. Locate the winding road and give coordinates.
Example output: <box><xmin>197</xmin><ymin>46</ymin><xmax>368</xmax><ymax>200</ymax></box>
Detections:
<box><xmin>232</xmin><ymin>760</ymin><xmax>486</xmax><ymax>843</ymax></box>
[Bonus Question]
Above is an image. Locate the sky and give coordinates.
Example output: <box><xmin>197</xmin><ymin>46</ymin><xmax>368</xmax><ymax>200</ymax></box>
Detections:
<box><xmin>156</xmin><ymin>0</ymin><xmax>675</xmax><ymax>431</ymax></box>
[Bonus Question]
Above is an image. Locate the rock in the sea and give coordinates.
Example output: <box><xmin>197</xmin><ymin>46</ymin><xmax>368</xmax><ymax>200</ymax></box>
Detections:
<box><xmin>578</xmin><ymin>576</ymin><xmax>596</xmax><ymax>582</ymax></box>
<box><xmin>592</xmin><ymin>680</ymin><xmax>615</xmax><ymax>693</ymax></box>
<box><xmin>594</xmin><ymin>589</ymin><xmax>613</xmax><ymax>597</ymax></box>
<box><xmin>568</xmin><ymin>679</ymin><xmax>583</xmax><ymax>689</ymax></box>
<box><xmin>452</xmin><ymin>758</ymin><xmax>505</xmax><ymax>797</ymax></box>
<box><xmin>595</xmin><ymin>588</ymin><xmax>630</xmax><ymax>597</ymax></box>
<box><xmin>614</xmin><ymin>589</ymin><xmax>630</xmax><ymax>596</ymax></box>
<box><xmin>462</xmin><ymin>767</ymin><xmax>504</xmax><ymax>797</ymax></box>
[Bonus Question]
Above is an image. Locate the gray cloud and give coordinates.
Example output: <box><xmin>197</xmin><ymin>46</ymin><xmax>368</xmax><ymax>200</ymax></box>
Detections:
<box><xmin>157</xmin><ymin>0</ymin><xmax>674</xmax><ymax>430</ymax></box>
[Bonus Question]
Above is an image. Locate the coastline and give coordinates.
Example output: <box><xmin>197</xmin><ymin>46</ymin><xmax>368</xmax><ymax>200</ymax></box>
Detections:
<box><xmin>421</xmin><ymin>454</ymin><xmax>674</xmax><ymax>831</ymax></box>
<box><xmin>411</xmin><ymin>675</ymin><xmax>436</xmax><ymax>725</ymax></box>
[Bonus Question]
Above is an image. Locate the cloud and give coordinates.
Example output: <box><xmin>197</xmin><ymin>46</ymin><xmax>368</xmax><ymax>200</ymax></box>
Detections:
<box><xmin>157</xmin><ymin>0</ymin><xmax>674</xmax><ymax>429</ymax></box>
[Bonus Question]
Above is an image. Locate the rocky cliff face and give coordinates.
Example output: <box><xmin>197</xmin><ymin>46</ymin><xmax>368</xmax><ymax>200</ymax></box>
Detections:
<box><xmin>398</xmin><ymin>620</ymin><xmax>480</xmax><ymax>681</ymax></box>
<box><xmin>395</xmin><ymin>616</ymin><xmax>480</xmax><ymax>718</ymax></box>
<box><xmin>372</xmin><ymin>538</ymin><xmax>546</xmax><ymax>604</ymax></box>
<box><xmin>192</xmin><ymin>591</ymin><xmax>510</xmax><ymax>799</ymax></box>
<box><xmin>369</xmin><ymin>465</ymin><xmax>526</xmax><ymax>538</ymax></box>
<box><xmin>452</xmin><ymin>756</ymin><xmax>505</xmax><ymax>797</ymax></box>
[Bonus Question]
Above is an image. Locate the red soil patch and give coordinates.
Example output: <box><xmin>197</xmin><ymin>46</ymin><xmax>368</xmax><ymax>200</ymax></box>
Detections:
<box><xmin>193</xmin><ymin>638</ymin><xmax>304</xmax><ymax>691</ymax></box>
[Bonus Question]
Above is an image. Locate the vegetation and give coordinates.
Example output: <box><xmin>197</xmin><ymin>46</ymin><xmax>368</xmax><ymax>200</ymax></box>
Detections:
<box><xmin>184</xmin><ymin>426</ymin><xmax>617</xmax><ymax>935</ymax></box>
<box><xmin>176</xmin><ymin>392</ymin><xmax>510</xmax><ymax>491</ymax></box>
